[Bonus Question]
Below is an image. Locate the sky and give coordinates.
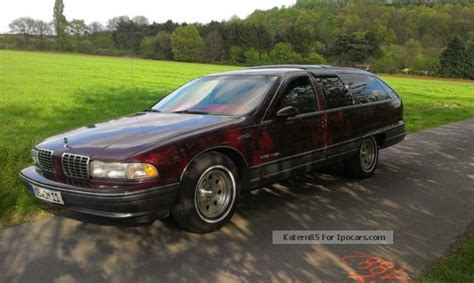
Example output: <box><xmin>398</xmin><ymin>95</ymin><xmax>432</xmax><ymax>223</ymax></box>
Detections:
<box><xmin>1</xmin><ymin>0</ymin><xmax>296</xmax><ymax>33</ymax></box>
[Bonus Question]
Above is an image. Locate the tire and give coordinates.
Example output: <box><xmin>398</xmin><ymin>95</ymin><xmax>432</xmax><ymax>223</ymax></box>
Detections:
<box><xmin>344</xmin><ymin>137</ymin><xmax>379</xmax><ymax>179</ymax></box>
<box><xmin>171</xmin><ymin>151</ymin><xmax>241</xmax><ymax>233</ymax></box>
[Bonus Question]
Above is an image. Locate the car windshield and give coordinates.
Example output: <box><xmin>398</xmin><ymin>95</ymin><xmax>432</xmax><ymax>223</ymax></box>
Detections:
<box><xmin>151</xmin><ymin>75</ymin><xmax>277</xmax><ymax>116</ymax></box>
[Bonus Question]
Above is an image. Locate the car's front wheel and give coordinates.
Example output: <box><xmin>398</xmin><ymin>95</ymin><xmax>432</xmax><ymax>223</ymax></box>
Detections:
<box><xmin>172</xmin><ymin>152</ymin><xmax>240</xmax><ymax>233</ymax></box>
<box><xmin>344</xmin><ymin>136</ymin><xmax>379</xmax><ymax>179</ymax></box>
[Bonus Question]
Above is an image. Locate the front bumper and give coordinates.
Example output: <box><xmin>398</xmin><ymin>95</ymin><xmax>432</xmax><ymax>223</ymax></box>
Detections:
<box><xmin>19</xmin><ymin>166</ymin><xmax>180</xmax><ymax>219</ymax></box>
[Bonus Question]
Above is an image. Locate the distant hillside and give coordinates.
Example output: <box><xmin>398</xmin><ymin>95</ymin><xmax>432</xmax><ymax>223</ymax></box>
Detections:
<box><xmin>2</xmin><ymin>1</ymin><xmax>474</xmax><ymax>78</ymax></box>
<box><xmin>296</xmin><ymin>0</ymin><xmax>474</xmax><ymax>8</ymax></box>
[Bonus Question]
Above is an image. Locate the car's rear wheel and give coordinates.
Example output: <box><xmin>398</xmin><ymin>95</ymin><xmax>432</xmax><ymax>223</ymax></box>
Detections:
<box><xmin>172</xmin><ymin>152</ymin><xmax>240</xmax><ymax>233</ymax></box>
<box><xmin>344</xmin><ymin>137</ymin><xmax>378</xmax><ymax>179</ymax></box>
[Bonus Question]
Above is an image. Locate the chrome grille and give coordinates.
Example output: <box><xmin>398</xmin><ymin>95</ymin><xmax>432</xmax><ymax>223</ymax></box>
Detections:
<box><xmin>62</xmin><ymin>153</ymin><xmax>90</xmax><ymax>180</ymax></box>
<box><xmin>37</xmin><ymin>149</ymin><xmax>55</xmax><ymax>173</ymax></box>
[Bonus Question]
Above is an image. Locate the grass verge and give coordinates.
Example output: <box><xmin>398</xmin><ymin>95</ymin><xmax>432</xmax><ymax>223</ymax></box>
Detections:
<box><xmin>421</xmin><ymin>227</ymin><xmax>474</xmax><ymax>282</ymax></box>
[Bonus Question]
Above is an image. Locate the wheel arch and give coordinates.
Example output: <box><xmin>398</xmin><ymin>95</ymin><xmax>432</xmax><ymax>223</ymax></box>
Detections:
<box><xmin>180</xmin><ymin>146</ymin><xmax>250</xmax><ymax>194</ymax></box>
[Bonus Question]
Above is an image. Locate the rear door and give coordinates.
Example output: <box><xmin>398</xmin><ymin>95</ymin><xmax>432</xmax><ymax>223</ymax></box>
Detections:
<box><xmin>313</xmin><ymin>75</ymin><xmax>361</xmax><ymax>159</ymax></box>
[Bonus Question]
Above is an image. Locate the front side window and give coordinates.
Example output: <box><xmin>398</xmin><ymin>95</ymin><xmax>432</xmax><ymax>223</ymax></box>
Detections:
<box><xmin>276</xmin><ymin>75</ymin><xmax>317</xmax><ymax>115</ymax></box>
<box><xmin>152</xmin><ymin>75</ymin><xmax>277</xmax><ymax>116</ymax></box>
<box><xmin>338</xmin><ymin>74</ymin><xmax>391</xmax><ymax>104</ymax></box>
<box><xmin>315</xmin><ymin>76</ymin><xmax>353</xmax><ymax>109</ymax></box>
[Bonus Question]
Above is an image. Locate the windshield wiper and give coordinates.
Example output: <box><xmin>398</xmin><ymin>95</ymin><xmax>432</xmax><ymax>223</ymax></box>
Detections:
<box><xmin>173</xmin><ymin>110</ymin><xmax>209</xmax><ymax>115</ymax></box>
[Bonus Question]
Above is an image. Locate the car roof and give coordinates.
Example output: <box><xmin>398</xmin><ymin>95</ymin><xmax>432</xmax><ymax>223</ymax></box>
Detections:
<box><xmin>207</xmin><ymin>65</ymin><xmax>373</xmax><ymax>77</ymax></box>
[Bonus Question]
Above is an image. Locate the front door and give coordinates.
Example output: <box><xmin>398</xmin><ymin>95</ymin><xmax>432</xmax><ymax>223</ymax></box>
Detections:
<box><xmin>251</xmin><ymin>73</ymin><xmax>326</xmax><ymax>184</ymax></box>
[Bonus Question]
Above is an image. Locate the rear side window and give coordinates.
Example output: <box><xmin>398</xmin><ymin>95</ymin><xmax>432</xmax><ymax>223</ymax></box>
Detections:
<box><xmin>315</xmin><ymin>76</ymin><xmax>353</xmax><ymax>109</ymax></box>
<box><xmin>339</xmin><ymin>74</ymin><xmax>392</xmax><ymax>104</ymax></box>
<box><xmin>277</xmin><ymin>75</ymin><xmax>318</xmax><ymax>114</ymax></box>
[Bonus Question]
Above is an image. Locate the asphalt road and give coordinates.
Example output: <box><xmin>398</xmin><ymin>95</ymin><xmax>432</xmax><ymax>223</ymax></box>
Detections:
<box><xmin>1</xmin><ymin>119</ymin><xmax>473</xmax><ymax>283</ymax></box>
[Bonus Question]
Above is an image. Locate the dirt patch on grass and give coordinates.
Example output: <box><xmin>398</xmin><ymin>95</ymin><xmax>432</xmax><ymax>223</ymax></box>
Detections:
<box><xmin>0</xmin><ymin>209</ymin><xmax>55</xmax><ymax>229</ymax></box>
<box><xmin>434</xmin><ymin>103</ymin><xmax>464</xmax><ymax>109</ymax></box>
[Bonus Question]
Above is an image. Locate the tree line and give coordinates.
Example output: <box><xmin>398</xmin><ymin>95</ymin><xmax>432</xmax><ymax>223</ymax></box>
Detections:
<box><xmin>1</xmin><ymin>0</ymin><xmax>474</xmax><ymax>79</ymax></box>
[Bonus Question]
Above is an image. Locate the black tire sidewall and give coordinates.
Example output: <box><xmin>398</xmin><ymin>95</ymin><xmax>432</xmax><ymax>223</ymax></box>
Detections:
<box><xmin>172</xmin><ymin>152</ymin><xmax>241</xmax><ymax>233</ymax></box>
<box><xmin>344</xmin><ymin>136</ymin><xmax>379</xmax><ymax>179</ymax></box>
<box><xmin>359</xmin><ymin>137</ymin><xmax>378</xmax><ymax>174</ymax></box>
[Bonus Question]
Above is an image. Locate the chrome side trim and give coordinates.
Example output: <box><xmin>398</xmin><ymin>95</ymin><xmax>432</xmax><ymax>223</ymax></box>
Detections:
<box><xmin>250</xmin><ymin>148</ymin><xmax>359</xmax><ymax>183</ymax></box>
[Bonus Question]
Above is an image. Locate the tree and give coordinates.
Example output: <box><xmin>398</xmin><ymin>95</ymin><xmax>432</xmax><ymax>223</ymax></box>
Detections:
<box><xmin>53</xmin><ymin>0</ymin><xmax>67</xmax><ymax>49</ymax></box>
<box><xmin>155</xmin><ymin>31</ymin><xmax>172</xmax><ymax>59</ymax></box>
<box><xmin>439</xmin><ymin>37</ymin><xmax>466</xmax><ymax>78</ymax></box>
<box><xmin>465</xmin><ymin>42</ymin><xmax>474</xmax><ymax>79</ymax></box>
<box><xmin>228</xmin><ymin>46</ymin><xmax>245</xmax><ymax>65</ymax></box>
<box><xmin>106</xmin><ymin>16</ymin><xmax>130</xmax><ymax>31</ymax></box>
<box><xmin>34</xmin><ymin>20</ymin><xmax>53</xmax><ymax>50</ymax></box>
<box><xmin>283</xmin><ymin>25</ymin><xmax>316</xmax><ymax>54</ymax></box>
<box><xmin>113</xmin><ymin>20</ymin><xmax>147</xmax><ymax>54</ymax></box>
<box><xmin>139</xmin><ymin>32</ymin><xmax>172</xmax><ymax>60</ymax></box>
<box><xmin>34</xmin><ymin>20</ymin><xmax>52</xmax><ymax>37</ymax></box>
<box><xmin>204</xmin><ymin>30</ymin><xmax>225</xmax><ymax>63</ymax></box>
<box><xmin>67</xmin><ymin>19</ymin><xmax>89</xmax><ymax>52</ymax></box>
<box><xmin>269</xmin><ymin>42</ymin><xmax>303</xmax><ymax>64</ymax></box>
<box><xmin>132</xmin><ymin>16</ymin><xmax>149</xmax><ymax>26</ymax></box>
<box><xmin>67</xmin><ymin>19</ymin><xmax>88</xmax><ymax>37</ymax></box>
<box><xmin>9</xmin><ymin>17</ymin><xmax>36</xmax><ymax>49</ymax></box>
<box><xmin>88</xmin><ymin>22</ymin><xmax>104</xmax><ymax>34</ymax></box>
<box><xmin>329</xmin><ymin>33</ymin><xmax>374</xmax><ymax>65</ymax></box>
<box><xmin>140</xmin><ymin>37</ymin><xmax>155</xmax><ymax>58</ymax></box>
<box><xmin>171</xmin><ymin>25</ymin><xmax>204</xmax><ymax>62</ymax></box>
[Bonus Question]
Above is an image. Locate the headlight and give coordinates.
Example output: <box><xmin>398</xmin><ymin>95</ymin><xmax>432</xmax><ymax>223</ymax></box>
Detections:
<box><xmin>90</xmin><ymin>161</ymin><xmax>158</xmax><ymax>180</ymax></box>
<box><xmin>31</xmin><ymin>149</ymin><xmax>39</xmax><ymax>165</ymax></box>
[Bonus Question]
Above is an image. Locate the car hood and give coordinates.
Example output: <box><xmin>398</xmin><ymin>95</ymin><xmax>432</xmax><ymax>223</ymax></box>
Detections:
<box><xmin>37</xmin><ymin>112</ymin><xmax>240</xmax><ymax>159</ymax></box>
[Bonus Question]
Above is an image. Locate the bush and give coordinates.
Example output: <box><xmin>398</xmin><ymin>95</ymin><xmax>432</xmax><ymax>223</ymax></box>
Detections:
<box><xmin>413</xmin><ymin>55</ymin><xmax>440</xmax><ymax>75</ymax></box>
<box><xmin>373</xmin><ymin>45</ymin><xmax>404</xmax><ymax>73</ymax></box>
<box><xmin>303</xmin><ymin>52</ymin><xmax>327</xmax><ymax>64</ymax></box>
<box><xmin>244</xmin><ymin>48</ymin><xmax>261</xmax><ymax>66</ymax></box>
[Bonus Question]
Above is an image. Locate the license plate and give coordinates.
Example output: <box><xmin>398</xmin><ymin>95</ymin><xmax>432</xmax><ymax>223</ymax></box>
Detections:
<box><xmin>32</xmin><ymin>185</ymin><xmax>64</xmax><ymax>205</ymax></box>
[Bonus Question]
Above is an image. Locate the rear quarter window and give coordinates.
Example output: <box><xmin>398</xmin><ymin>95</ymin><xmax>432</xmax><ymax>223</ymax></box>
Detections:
<box><xmin>374</xmin><ymin>77</ymin><xmax>400</xmax><ymax>99</ymax></box>
<box><xmin>339</xmin><ymin>74</ymin><xmax>392</xmax><ymax>104</ymax></box>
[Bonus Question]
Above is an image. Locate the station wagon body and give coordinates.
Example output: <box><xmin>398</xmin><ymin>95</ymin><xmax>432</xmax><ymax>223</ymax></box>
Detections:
<box><xmin>20</xmin><ymin>65</ymin><xmax>405</xmax><ymax>232</ymax></box>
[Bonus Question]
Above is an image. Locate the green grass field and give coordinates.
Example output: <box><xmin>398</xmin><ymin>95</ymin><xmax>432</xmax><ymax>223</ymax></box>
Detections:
<box><xmin>1</xmin><ymin>50</ymin><xmax>473</xmax><ymax>227</ymax></box>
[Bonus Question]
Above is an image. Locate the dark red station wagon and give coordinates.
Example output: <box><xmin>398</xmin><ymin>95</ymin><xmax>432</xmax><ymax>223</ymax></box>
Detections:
<box><xmin>20</xmin><ymin>65</ymin><xmax>405</xmax><ymax>233</ymax></box>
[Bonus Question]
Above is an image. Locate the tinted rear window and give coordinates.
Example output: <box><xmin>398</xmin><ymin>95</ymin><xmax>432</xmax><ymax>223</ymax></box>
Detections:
<box><xmin>339</xmin><ymin>74</ymin><xmax>392</xmax><ymax>104</ymax></box>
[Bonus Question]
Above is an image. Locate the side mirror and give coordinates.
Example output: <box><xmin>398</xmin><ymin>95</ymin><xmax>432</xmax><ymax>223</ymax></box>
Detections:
<box><xmin>276</xmin><ymin>106</ymin><xmax>298</xmax><ymax>119</ymax></box>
